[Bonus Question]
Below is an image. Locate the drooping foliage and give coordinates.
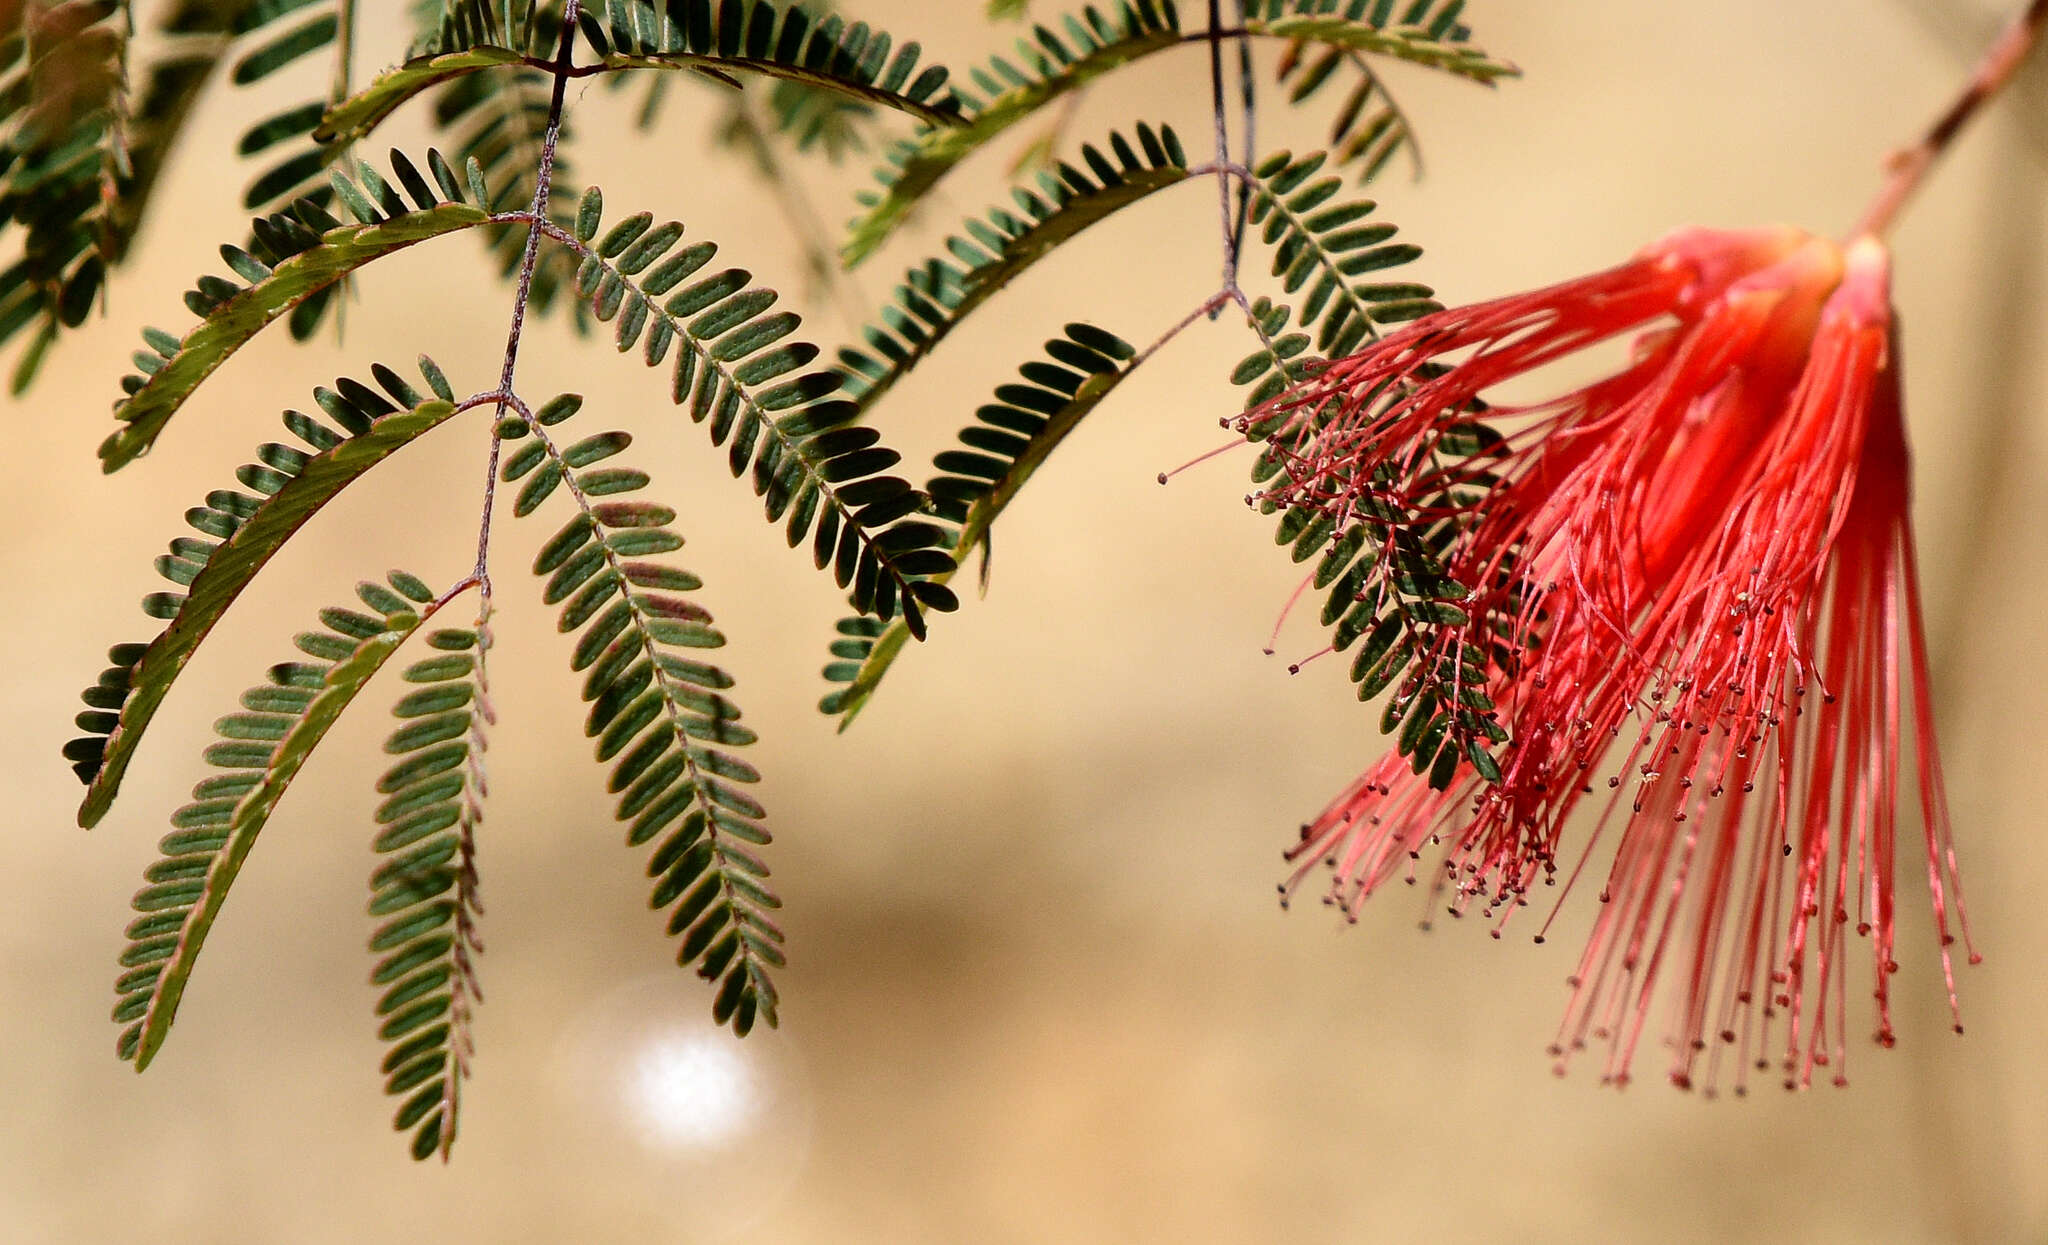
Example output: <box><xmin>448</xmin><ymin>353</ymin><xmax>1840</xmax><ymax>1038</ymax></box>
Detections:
<box><xmin>839</xmin><ymin>0</ymin><xmax>1513</xmax><ymax>264</ymax></box>
<box><xmin>822</xmin><ymin>321</ymin><xmax>1138</xmax><ymax>723</ymax></box>
<box><xmin>113</xmin><ymin>575</ymin><xmax>432</xmax><ymax>1070</ymax></box>
<box><xmin>70</xmin><ymin>358</ymin><xmax>464</xmax><ymax>823</ymax></box>
<box><xmin>99</xmin><ymin>150</ymin><xmax>489</xmax><ymax>470</ymax></box>
<box><xmin>370</xmin><ymin>620</ymin><xmax>491</xmax><ymax>1161</ymax></box>
<box><xmin>1216</xmin><ymin>146</ymin><xmax>1522</xmax><ymax>785</ymax></box>
<box><xmin>0</xmin><ymin>0</ymin><xmax>265</xmax><ymax>386</ymax></box>
<box><xmin>506</xmin><ymin>392</ymin><xmax>784</xmax><ymax>1034</ymax></box>
<box><xmin>1235</xmin><ymin>294</ymin><xmax>1515</xmax><ymax>787</ymax></box>
<box><xmin>834</xmin><ymin>122</ymin><xmax>1189</xmax><ymax>413</ymax></box>
<box><xmin>562</xmin><ymin>186</ymin><xmax>961</xmax><ymax>634</ymax></box>
<box><xmin>24</xmin><ymin>0</ymin><xmax>1516</xmax><ymax>1160</ymax></box>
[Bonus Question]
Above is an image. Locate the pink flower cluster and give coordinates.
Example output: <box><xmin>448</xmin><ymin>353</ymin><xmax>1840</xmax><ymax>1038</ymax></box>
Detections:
<box><xmin>1254</xmin><ymin>228</ymin><xmax>1976</xmax><ymax>1093</ymax></box>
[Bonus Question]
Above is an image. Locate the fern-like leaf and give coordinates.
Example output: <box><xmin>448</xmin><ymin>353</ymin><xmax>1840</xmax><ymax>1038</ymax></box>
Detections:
<box><xmin>426</xmin><ymin>35</ymin><xmax>587</xmax><ymax>326</ymax></box>
<box><xmin>1271</xmin><ymin>0</ymin><xmax>1484</xmax><ymax>184</ymax></box>
<box><xmin>561</xmin><ymin>186</ymin><xmax>960</xmax><ymax>632</ymax></box>
<box><xmin>841</xmin><ymin>0</ymin><xmax>1514</xmax><ymax>268</ymax></box>
<box><xmin>836</xmin><ymin>122</ymin><xmax>1188</xmax><ymax>413</ymax></box>
<box><xmin>370</xmin><ymin>619</ymin><xmax>490</xmax><ymax>1161</ymax></box>
<box><xmin>1240</xmin><ymin>147</ymin><xmax>1436</xmax><ymax>364</ymax></box>
<box><xmin>823</xmin><ymin>322</ymin><xmax>1137</xmax><ymax>724</ymax></box>
<box><xmin>0</xmin><ymin>0</ymin><xmax>307</xmax><ymax>386</ymax></box>
<box><xmin>1244</xmin><ymin>0</ymin><xmax>1514</xmax><ymax>85</ymax></box>
<box><xmin>318</xmin><ymin>0</ymin><xmax>963</xmax><ymax>150</ymax></box>
<box><xmin>504</xmin><ymin>393</ymin><xmax>782</xmax><ymax>1034</ymax></box>
<box><xmin>69</xmin><ymin>358</ymin><xmax>462</xmax><ymax>826</ymax></box>
<box><xmin>1230</xmin><ymin>294</ymin><xmax>1511</xmax><ymax>786</ymax></box>
<box><xmin>1222</xmin><ymin>160</ymin><xmax>1495</xmax><ymax>781</ymax></box>
<box><xmin>1220</xmin><ymin>150</ymin><xmax>1499</xmax><ymax>774</ymax></box>
<box><xmin>223</xmin><ymin>0</ymin><xmax>367</xmax><ymax>334</ymax></box>
<box><xmin>98</xmin><ymin>149</ymin><xmax>489</xmax><ymax>470</ymax></box>
<box><xmin>113</xmin><ymin>574</ymin><xmax>434</xmax><ymax>1069</ymax></box>
<box><xmin>0</xmin><ymin>0</ymin><xmax>129</xmax><ymax>386</ymax></box>
<box><xmin>841</xmin><ymin>0</ymin><xmax>1183</xmax><ymax>266</ymax></box>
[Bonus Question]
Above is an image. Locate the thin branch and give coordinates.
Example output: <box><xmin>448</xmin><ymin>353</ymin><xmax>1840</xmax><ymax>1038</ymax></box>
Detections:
<box><xmin>1186</xmin><ymin>159</ymin><xmax>1257</xmax><ymax>181</ymax></box>
<box><xmin>493</xmin><ymin>13</ymin><xmax>579</xmax><ymax>398</ymax></box>
<box><xmin>1133</xmin><ymin>290</ymin><xmax>1234</xmax><ymax>373</ymax></box>
<box><xmin>327</xmin><ymin>0</ymin><xmax>360</xmax><ymax>339</ymax></box>
<box><xmin>514</xmin><ymin>222</ymin><xmax>934</xmax><ymax>609</ymax></box>
<box><xmin>1206</xmin><ymin>0</ymin><xmax>1240</xmax><ymax>293</ymax></box>
<box><xmin>1854</xmin><ymin>0</ymin><xmax>2048</xmax><ymax>237</ymax></box>
<box><xmin>1230</xmin><ymin>0</ymin><xmax>1256</xmax><ymax>258</ymax></box>
<box><xmin>471</xmin><ymin>0</ymin><xmax>583</xmax><ymax>610</ymax></box>
<box><xmin>487</xmin><ymin>212</ymin><xmax>577</xmax><ymax>245</ymax></box>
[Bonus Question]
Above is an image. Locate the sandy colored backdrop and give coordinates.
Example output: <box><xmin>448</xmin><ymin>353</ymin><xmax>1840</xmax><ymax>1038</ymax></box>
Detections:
<box><xmin>3</xmin><ymin>1</ymin><xmax>2043</xmax><ymax>1241</ymax></box>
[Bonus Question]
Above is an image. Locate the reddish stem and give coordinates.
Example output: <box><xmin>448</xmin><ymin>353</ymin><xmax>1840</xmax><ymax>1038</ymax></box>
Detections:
<box><xmin>1854</xmin><ymin>0</ymin><xmax>2048</xmax><ymax>239</ymax></box>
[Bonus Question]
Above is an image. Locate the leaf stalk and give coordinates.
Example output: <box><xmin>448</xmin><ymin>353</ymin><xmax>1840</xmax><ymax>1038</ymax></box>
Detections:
<box><xmin>1854</xmin><ymin>0</ymin><xmax>2048</xmax><ymax>238</ymax></box>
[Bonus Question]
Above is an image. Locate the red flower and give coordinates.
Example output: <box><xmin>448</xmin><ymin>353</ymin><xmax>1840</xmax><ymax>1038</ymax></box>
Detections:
<box><xmin>1254</xmin><ymin>229</ymin><xmax>1977</xmax><ymax>1093</ymax></box>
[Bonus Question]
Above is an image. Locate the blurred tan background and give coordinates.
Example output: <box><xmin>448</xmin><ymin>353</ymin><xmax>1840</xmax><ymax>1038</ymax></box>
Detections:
<box><xmin>5</xmin><ymin>1</ymin><xmax>2045</xmax><ymax>1240</ymax></box>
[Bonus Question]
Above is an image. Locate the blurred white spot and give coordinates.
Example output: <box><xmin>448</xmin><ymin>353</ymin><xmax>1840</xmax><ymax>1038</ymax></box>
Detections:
<box><xmin>623</xmin><ymin>1030</ymin><xmax>759</xmax><ymax>1151</ymax></box>
<box><xmin>553</xmin><ymin>976</ymin><xmax>810</xmax><ymax>1239</ymax></box>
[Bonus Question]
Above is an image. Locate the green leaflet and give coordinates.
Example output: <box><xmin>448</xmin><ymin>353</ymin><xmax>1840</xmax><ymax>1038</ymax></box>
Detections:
<box><xmin>99</xmin><ymin>195</ymin><xmax>487</xmax><ymax>471</ymax></box>
<box><xmin>835</xmin><ymin>123</ymin><xmax>1188</xmax><ymax>413</ymax></box>
<box><xmin>823</xmin><ymin>323</ymin><xmax>1137</xmax><ymax>726</ymax></box>
<box><xmin>1268</xmin><ymin>0</ymin><xmax>1495</xmax><ymax>186</ymax></box>
<box><xmin>318</xmin><ymin>6</ymin><xmax>964</xmax><ymax>150</ymax></box>
<box><xmin>841</xmin><ymin>0</ymin><xmax>1182</xmax><ymax>267</ymax></box>
<box><xmin>1242</xmin><ymin>148</ymin><xmax>1439</xmax><ymax>362</ymax></box>
<box><xmin>75</xmin><ymin>393</ymin><xmax>463</xmax><ymax>828</ymax></box>
<box><xmin>369</xmin><ymin>626</ymin><xmax>488</xmax><ymax>1161</ymax></box>
<box><xmin>118</xmin><ymin>590</ymin><xmax>425</xmax><ymax>1071</ymax></box>
<box><xmin>508</xmin><ymin>394</ymin><xmax>783</xmax><ymax>1036</ymax></box>
<box><xmin>841</xmin><ymin>0</ymin><xmax>1515</xmax><ymax>267</ymax></box>
<box><xmin>313</xmin><ymin>47</ymin><xmax>530</xmax><ymax>143</ymax></box>
<box><xmin>1229</xmin><ymin>292</ymin><xmax>1513</xmax><ymax>788</ymax></box>
<box><xmin>560</xmin><ymin>188</ymin><xmax>959</xmax><ymax>635</ymax></box>
<box><xmin>0</xmin><ymin>0</ymin><xmax>226</xmax><ymax>389</ymax></box>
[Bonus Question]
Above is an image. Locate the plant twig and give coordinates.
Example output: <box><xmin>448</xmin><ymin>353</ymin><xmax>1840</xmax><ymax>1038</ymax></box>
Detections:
<box><xmin>1230</xmin><ymin>0</ymin><xmax>1256</xmax><ymax>257</ymax></box>
<box><xmin>1207</xmin><ymin>0</ymin><xmax>1240</xmax><ymax>295</ymax></box>
<box><xmin>471</xmin><ymin>0</ymin><xmax>583</xmax><ymax>612</ymax></box>
<box><xmin>1133</xmin><ymin>290</ymin><xmax>1235</xmax><ymax>372</ymax></box>
<box><xmin>1854</xmin><ymin>0</ymin><xmax>2048</xmax><ymax>237</ymax></box>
